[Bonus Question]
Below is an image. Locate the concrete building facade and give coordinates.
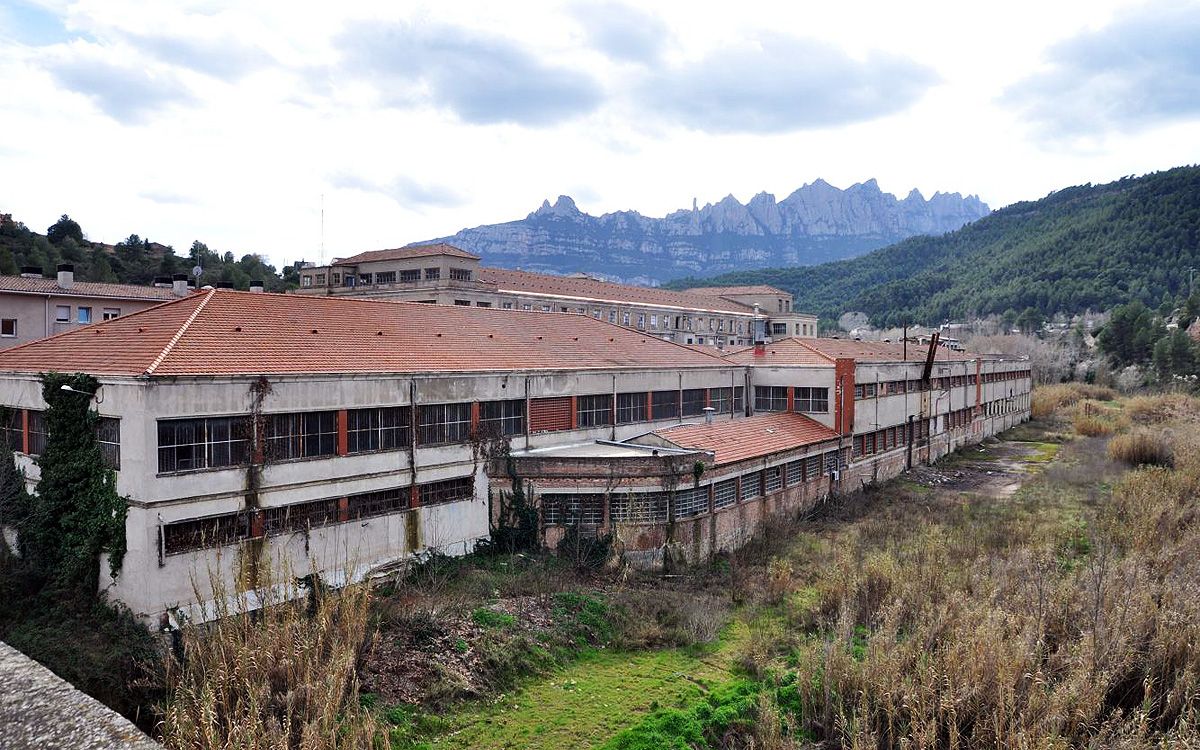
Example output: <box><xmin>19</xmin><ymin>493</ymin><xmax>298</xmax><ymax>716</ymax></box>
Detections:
<box><xmin>0</xmin><ymin>290</ymin><xmax>1030</xmax><ymax>621</ymax></box>
<box><xmin>293</xmin><ymin>244</ymin><xmax>817</xmax><ymax>348</ymax></box>
<box><xmin>0</xmin><ymin>266</ymin><xmax>183</xmax><ymax>349</ymax></box>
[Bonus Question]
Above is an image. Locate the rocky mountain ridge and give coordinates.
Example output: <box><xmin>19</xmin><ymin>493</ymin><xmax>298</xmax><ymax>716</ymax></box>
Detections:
<box><xmin>419</xmin><ymin>179</ymin><xmax>989</xmax><ymax>284</ymax></box>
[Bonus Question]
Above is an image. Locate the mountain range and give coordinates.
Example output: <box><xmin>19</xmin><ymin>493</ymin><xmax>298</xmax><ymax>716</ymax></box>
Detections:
<box><xmin>664</xmin><ymin>166</ymin><xmax>1200</xmax><ymax>327</ymax></box>
<box><xmin>419</xmin><ymin>180</ymin><xmax>989</xmax><ymax>284</ymax></box>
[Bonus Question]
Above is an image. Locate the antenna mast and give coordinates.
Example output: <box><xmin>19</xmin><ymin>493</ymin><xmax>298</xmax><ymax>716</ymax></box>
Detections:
<box><xmin>320</xmin><ymin>193</ymin><xmax>325</xmax><ymax>264</ymax></box>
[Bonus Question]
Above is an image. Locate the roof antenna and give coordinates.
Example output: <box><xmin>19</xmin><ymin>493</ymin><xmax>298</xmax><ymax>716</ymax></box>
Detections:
<box><xmin>320</xmin><ymin>193</ymin><xmax>325</xmax><ymax>265</ymax></box>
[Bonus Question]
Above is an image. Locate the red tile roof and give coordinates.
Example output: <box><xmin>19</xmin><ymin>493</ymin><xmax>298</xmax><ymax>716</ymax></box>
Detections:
<box><xmin>335</xmin><ymin>243</ymin><xmax>479</xmax><ymax>265</ymax></box>
<box><xmin>0</xmin><ymin>275</ymin><xmax>180</xmax><ymax>301</ymax></box>
<box><xmin>651</xmin><ymin>412</ymin><xmax>840</xmax><ymax>465</ymax></box>
<box><xmin>477</xmin><ymin>268</ymin><xmax>758</xmax><ymax>315</ymax></box>
<box><xmin>0</xmin><ymin>290</ymin><xmax>734</xmax><ymax>377</ymax></box>
<box><xmin>722</xmin><ymin>339</ymin><xmax>835</xmax><ymax>366</ymax></box>
<box><xmin>683</xmin><ymin>285</ymin><xmax>790</xmax><ymax>297</ymax></box>
<box><xmin>797</xmin><ymin>338</ymin><xmax>976</xmax><ymax>363</ymax></box>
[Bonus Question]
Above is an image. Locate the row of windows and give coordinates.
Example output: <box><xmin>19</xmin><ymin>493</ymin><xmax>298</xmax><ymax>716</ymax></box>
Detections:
<box><xmin>544</xmin><ymin>450</ymin><xmax>844</xmax><ymax>525</ymax></box>
<box><xmin>946</xmin><ymin>407</ymin><xmax>974</xmax><ymax>430</ymax></box>
<box><xmin>753</xmin><ymin>386</ymin><xmax>830</xmax><ymax>413</ymax></box>
<box><xmin>854</xmin><ymin>370</ymin><xmax>1032</xmax><ymax>400</ymax></box>
<box><xmin>853</xmin><ymin>420</ymin><xmax>930</xmax><ymax>458</ymax></box>
<box><xmin>162</xmin><ymin>476</ymin><xmax>473</xmax><ymax>554</ymax></box>
<box><xmin>300</xmin><ymin>267</ymin><xmax>471</xmax><ymax>288</ymax></box>
<box><xmin>3</xmin><ymin>408</ymin><xmax>120</xmax><ymax>469</ymax></box>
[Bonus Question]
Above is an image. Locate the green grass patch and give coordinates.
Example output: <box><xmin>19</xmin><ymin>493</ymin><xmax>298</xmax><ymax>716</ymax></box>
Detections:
<box><xmin>471</xmin><ymin>607</ymin><xmax>517</xmax><ymax>629</ymax></box>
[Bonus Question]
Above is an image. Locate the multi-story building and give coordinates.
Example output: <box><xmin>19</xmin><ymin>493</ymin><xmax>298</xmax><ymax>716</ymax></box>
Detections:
<box><xmin>293</xmin><ymin>244</ymin><xmax>817</xmax><ymax>347</ymax></box>
<box><xmin>0</xmin><ymin>290</ymin><xmax>1030</xmax><ymax>621</ymax></box>
<box><xmin>0</xmin><ymin>265</ymin><xmax>184</xmax><ymax>349</ymax></box>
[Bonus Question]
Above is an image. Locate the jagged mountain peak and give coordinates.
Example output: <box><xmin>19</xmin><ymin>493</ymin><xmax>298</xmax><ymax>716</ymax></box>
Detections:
<box><xmin>429</xmin><ymin>179</ymin><xmax>990</xmax><ymax>284</ymax></box>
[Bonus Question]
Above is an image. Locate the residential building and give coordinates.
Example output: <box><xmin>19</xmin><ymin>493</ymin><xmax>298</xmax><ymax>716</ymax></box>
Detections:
<box><xmin>0</xmin><ymin>265</ymin><xmax>185</xmax><ymax>349</ymax></box>
<box><xmin>292</xmin><ymin>244</ymin><xmax>815</xmax><ymax>347</ymax></box>
<box><xmin>0</xmin><ymin>290</ymin><xmax>1030</xmax><ymax>622</ymax></box>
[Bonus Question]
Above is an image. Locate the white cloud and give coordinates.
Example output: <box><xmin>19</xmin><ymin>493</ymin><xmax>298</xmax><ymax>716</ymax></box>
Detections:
<box><xmin>0</xmin><ymin>0</ymin><xmax>1196</xmax><ymax>271</ymax></box>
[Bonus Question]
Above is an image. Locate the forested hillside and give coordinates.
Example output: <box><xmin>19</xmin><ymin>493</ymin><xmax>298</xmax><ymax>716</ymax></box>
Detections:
<box><xmin>667</xmin><ymin>166</ymin><xmax>1200</xmax><ymax>327</ymax></box>
<box><xmin>0</xmin><ymin>214</ymin><xmax>295</xmax><ymax>290</ymax></box>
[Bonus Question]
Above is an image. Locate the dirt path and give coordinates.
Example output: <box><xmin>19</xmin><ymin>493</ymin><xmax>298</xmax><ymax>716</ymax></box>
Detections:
<box><xmin>909</xmin><ymin>438</ymin><xmax>1059</xmax><ymax>498</ymax></box>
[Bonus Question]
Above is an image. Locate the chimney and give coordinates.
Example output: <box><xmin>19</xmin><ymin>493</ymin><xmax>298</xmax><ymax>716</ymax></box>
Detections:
<box><xmin>19</xmin><ymin>265</ymin><xmax>42</xmax><ymax>279</ymax></box>
<box><xmin>753</xmin><ymin>307</ymin><xmax>766</xmax><ymax>356</ymax></box>
<box><xmin>172</xmin><ymin>273</ymin><xmax>189</xmax><ymax>297</ymax></box>
<box><xmin>152</xmin><ymin>276</ymin><xmax>172</xmax><ymax>288</ymax></box>
<box><xmin>703</xmin><ymin>406</ymin><xmax>716</xmax><ymax>425</ymax></box>
<box><xmin>56</xmin><ymin>264</ymin><xmax>74</xmax><ymax>289</ymax></box>
<box><xmin>249</xmin><ymin>280</ymin><xmax>264</xmax><ymax>293</ymax></box>
<box><xmin>215</xmin><ymin>281</ymin><xmax>234</xmax><ymax>289</ymax></box>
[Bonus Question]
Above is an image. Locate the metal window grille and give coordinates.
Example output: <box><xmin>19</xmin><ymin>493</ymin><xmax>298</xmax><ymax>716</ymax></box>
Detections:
<box><xmin>713</xmin><ymin>479</ymin><xmax>737</xmax><ymax>509</ymax></box>
<box><xmin>764</xmin><ymin>466</ymin><xmax>783</xmax><ymax>493</ymax></box>
<box><xmin>347</xmin><ymin>406</ymin><xmax>411</xmax><ymax>453</ymax></box>
<box><xmin>541</xmin><ymin>494</ymin><xmax>604</xmax><ymax>526</ymax></box>
<box><xmin>264</xmin><ymin>411</ymin><xmax>337</xmax><ymax>461</ymax></box>
<box><xmin>347</xmin><ymin>487</ymin><xmax>410</xmax><ymax>519</ymax></box>
<box><xmin>163</xmin><ymin>512</ymin><xmax>249</xmax><ymax>555</ymax></box>
<box><xmin>419</xmin><ymin>476</ymin><xmax>474</xmax><ymax>506</ymax></box>
<box><xmin>576</xmin><ymin>394</ymin><xmax>613</xmax><ymax>428</ymax></box>
<box><xmin>681</xmin><ymin>389</ymin><xmax>706</xmax><ymax>417</ymax></box>
<box><xmin>674</xmin><ymin>486</ymin><xmax>709</xmax><ymax>519</ymax></box>
<box><xmin>417</xmin><ymin>403</ymin><xmax>472</xmax><ymax>445</ymax></box>
<box><xmin>157</xmin><ymin>416</ymin><xmax>250</xmax><ymax>473</ymax></box>
<box><xmin>786</xmin><ymin>460</ymin><xmax>804</xmax><ymax>485</ymax></box>
<box><xmin>651</xmin><ymin>390</ymin><xmax>679</xmax><ymax>420</ymax></box>
<box><xmin>263</xmin><ymin>498</ymin><xmax>338</xmax><ymax>534</ymax></box>
<box><xmin>480</xmin><ymin>399</ymin><xmax>526</xmax><ymax>436</ymax></box>
<box><xmin>794</xmin><ymin>387</ymin><xmax>829</xmax><ymax>412</ymax></box>
<box><xmin>616</xmin><ymin>392</ymin><xmax>648</xmax><ymax>423</ymax></box>
<box><xmin>754</xmin><ymin>386</ymin><xmax>787</xmax><ymax>412</ymax></box>
<box><xmin>610</xmin><ymin>492</ymin><xmax>668</xmax><ymax>523</ymax></box>
<box><xmin>740</xmin><ymin>471</ymin><xmax>763</xmax><ymax>500</ymax></box>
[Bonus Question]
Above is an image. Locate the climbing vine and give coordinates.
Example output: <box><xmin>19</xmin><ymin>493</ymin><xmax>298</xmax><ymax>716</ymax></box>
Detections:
<box><xmin>22</xmin><ymin>373</ymin><xmax>129</xmax><ymax>592</ymax></box>
<box><xmin>0</xmin><ymin>408</ymin><xmax>32</xmax><ymax>558</ymax></box>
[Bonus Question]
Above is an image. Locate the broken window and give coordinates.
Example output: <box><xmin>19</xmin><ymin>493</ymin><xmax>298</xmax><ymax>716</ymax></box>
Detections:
<box><xmin>541</xmin><ymin>493</ymin><xmax>603</xmax><ymax>526</ymax></box>
<box><xmin>673</xmin><ymin>486</ymin><xmax>708</xmax><ymax>519</ymax></box>
<box><xmin>417</xmin><ymin>403</ymin><xmax>472</xmax><ymax>445</ymax></box>
<box><xmin>480</xmin><ymin>399</ymin><xmax>525</xmax><ymax>437</ymax></box>
<box><xmin>263</xmin><ymin>498</ymin><xmax>338</xmax><ymax>534</ymax></box>
<box><xmin>347</xmin><ymin>487</ymin><xmax>411</xmax><ymax>519</ymax></box>
<box><xmin>163</xmin><ymin>512</ymin><xmax>249</xmax><ymax>555</ymax></box>
<box><xmin>764</xmin><ymin>466</ymin><xmax>783</xmax><ymax>493</ymax></box>
<box><xmin>419</xmin><ymin>476</ymin><xmax>474</xmax><ymax>506</ymax></box>
<box><xmin>610</xmin><ymin>492</ymin><xmax>668</xmax><ymax>523</ymax></box>
<box><xmin>157</xmin><ymin>416</ymin><xmax>251</xmax><ymax>473</ymax></box>
<box><xmin>263</xmin><ymin>412</ymin><xmax>337</xmax><ymax>461</ymax></box>
<box><xmin>347</xmin><ymin>406</ymin><xmax>411</xmax><ymax>453</ymax></box>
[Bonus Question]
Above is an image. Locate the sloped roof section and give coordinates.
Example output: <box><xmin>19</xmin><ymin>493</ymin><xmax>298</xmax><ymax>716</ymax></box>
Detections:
<box><xmin>0</xmin><ymin>275</ymin><xmax>179</xmax><ymax>301</ymax></box>
<box><xmin>336</xmin><ymin>243</ymin><xmax>480</xmax><ymax>265</ymax></box>
<box><xmin>722</xmin><ymin>338</ymin><xmax>835</xmax><ymax>366</ymax></box>
<box><xmin>0</xmin><ymin>290</ymin><xmax>733</xmax><ymax>377</ymax></box>
<box><xmin>477</xmin><ymin>268</ymin><xmax>758</xmax><ymax>315</ymax></box>
<box><xmin>683</xmin><ymin>285</ymin><xmax>791</xmax><ymax>297</ymax></box>
<box><xmin>797</xmin><ymin>338</ymin><xmax>976</xmax><ymax>363</ymax></box>
<box><xmin>651</xmin><ymin>412</ymin><xmax>839</xmax><ymax>465</ymax></box>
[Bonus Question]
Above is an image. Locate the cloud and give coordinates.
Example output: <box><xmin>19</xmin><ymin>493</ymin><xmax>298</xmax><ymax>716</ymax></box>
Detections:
<box><xmin>41</xmin><ymin>41</ymin><xmax>194</xmax><ymax>124</ymax></box>
<box><xmin>139</xmin><ymin>189</ymin><xmax>193</xmax><ymax>205</ymax></box>
<box><xmin>329</xmin><ymin>171</ymin><xmax>465</xmax><ymax>209</ymax></box>
<box><xmin>1004</xmin><ymin>4</ymin><xmax>1200</xmax><ymax>140</ymax></box>
<box><xmin>635</xmin><ymin>35</ymin><xmax>937</xmax><ymax>134</ymax></box>
<box><xmin>571</xmin><ymin>1</ymin><xmax>668</xmax><ymax>64</ymax></box>
<box><xmin>123</xmin><ymin>32</ymin><xmax>273</xmax><ymax>81</ymax></box>
<box><xmin>336</xmin><ymin>21</ymin><xmax>603</xmax><ymax>126</ymax></box>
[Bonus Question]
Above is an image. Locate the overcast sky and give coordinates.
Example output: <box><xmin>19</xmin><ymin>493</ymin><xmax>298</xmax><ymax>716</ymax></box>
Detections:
<box><xmin>1</xmin><ymin>0</ymin><xmax>1198</xmax><ymax>269</ymax></box>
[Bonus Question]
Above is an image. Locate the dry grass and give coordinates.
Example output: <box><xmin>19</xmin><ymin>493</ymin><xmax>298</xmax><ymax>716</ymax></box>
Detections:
<box><xmin>1125</xmin><ymin>393</ymin><xmax>1200</xmax><ymax>424</ymax></box>
<box><xmin>1032</xmin><ymin>382</ymin><xmax>1117</xmax><ymax>419</ymax></box>
<box><xmin>757</xmin><ymin>409</ymin><xmax>1200</xmax><ymax>748</ymax></box>
<box><xmin>158</xmin><ymin>563</ymin><xmax>379</xmax><ymax>750</ymax></box>
<box><xmin>1108</xmin><ymin>429</ymin><xmax>1175</xmax><ymax>468</ymax></box>
<box><xmin>1071</xmin><ymin>399</ymin><xmax>1130</xmax><ymax>436</ymax></box>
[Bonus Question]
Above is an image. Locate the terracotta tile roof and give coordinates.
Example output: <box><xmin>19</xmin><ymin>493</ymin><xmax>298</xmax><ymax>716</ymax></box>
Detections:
<box><xmin>722</xmin><ymin>339</ymin><xmax>835</xmax><ymax>366</ymax></box>
<box><xmin>683</xmin><ymin>285</ymin><xmax>790</xmax><ymax>297</ymax></box>
<box><xmin>797</xmin><ymin>338</ymin><xmax>976</xmax><ymax>363</ymax></box>
<box><xmin>335</xmin><ymin>243</ymin><xmax>479</xmax><ymax>265</ymax></box>
<box><xmin>0</xmin><ymin>275</ymin><xmax>180</xmax><ymax>301</ymax></box>
<box><xmin>0</xmin><ymin>290</ymin><xmax>734</xmax><ymax>377</ymax></box>
<box><xmin>477</xmin><ymin>268</ymin><xmax>758</xmax><ymax>315</ymax></box>
<box><xmin>651</xmin><ymin>412</ymin><xmax>840</xmax><ymax>465</ymax></box>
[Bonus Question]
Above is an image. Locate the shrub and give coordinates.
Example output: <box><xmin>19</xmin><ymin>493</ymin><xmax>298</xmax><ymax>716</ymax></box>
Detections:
<box><xmin>1125</xmin><ymin>393</ymin><xmax>1200</xmax><ymax>424</ymax></box>
<box><xmin>1108</xmin><ymin>430</ymin><xmax>1174</xmax><ymax>468</ymax></box>
<box><xmin>1032</xmin><ymin>383</ymin><xmax>1118</xmax><ymax>418</ymax></box>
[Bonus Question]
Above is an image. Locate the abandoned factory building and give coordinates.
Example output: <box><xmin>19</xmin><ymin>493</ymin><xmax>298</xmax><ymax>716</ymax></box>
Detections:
<box><xmin>0</xmin><ymin>290</ymin><xmax>1031</xmax><ymax>620</ymax></box>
